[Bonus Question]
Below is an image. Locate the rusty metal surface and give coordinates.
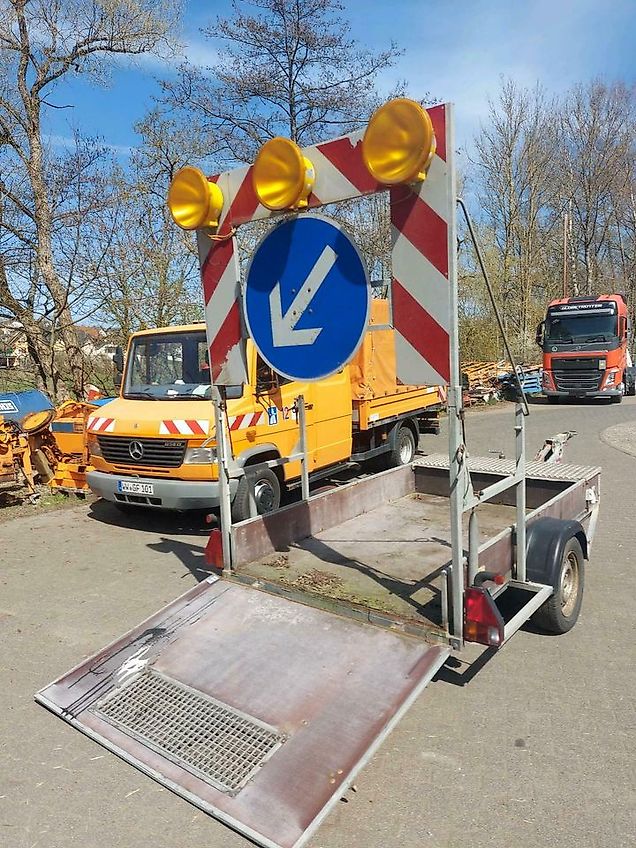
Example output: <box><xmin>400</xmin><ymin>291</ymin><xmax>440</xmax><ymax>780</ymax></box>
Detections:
<box><xmin>36</xmin><ymin>579</ymin><xmax>449</xmax><ymax>848</ymax></box>
<box><xmin>232</xmin><ymin>464</ymin><xmax>413</xmax><ymax>569</ymax></box>
<box><xmin>237</xmin><ymin>493</ymin><xmax>518</xmax><ymax>635</ymax></box>
<box><xmin>416</xmin><ymin>453</ymin><xmax>600</xmax><ymax>482</ymax></box>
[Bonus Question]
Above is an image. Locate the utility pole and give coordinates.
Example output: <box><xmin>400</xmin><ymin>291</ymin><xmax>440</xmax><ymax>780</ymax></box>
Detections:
<box><xmin>569</xmin><ymin>199</ymin><xmax>579</xmax><ymax>296</ymax></box>
<box><xmin>562</xmin><ymin>210</ymin><xmax>569</xmax><ymax>298</ymax></box>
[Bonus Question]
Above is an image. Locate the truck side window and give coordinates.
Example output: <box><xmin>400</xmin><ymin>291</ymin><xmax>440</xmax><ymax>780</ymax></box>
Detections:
<box><xmin>256</xmin><ymin>355</ymin><xmax>291</xmax><ymax>391</ymax></box>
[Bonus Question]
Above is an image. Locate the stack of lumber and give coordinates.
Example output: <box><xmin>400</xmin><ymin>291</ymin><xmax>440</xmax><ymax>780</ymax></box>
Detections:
<box><xmin>460</xmin><ymin>361</ymin><xmax>543</xmax><ymax>405</ymax></box>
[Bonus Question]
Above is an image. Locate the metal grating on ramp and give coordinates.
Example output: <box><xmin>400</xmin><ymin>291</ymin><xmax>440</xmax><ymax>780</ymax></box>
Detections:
<box><xmin>415</xmin><ymin>453</ymin><xmax>600</xmax><ymax>482</ymax></box>
<box><xmin>93</xmin><ymin>669</ymin><xmax>285</xmax><ymax>795</ymax></box>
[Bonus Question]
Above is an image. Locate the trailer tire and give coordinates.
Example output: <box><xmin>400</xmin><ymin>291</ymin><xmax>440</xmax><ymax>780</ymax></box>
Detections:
<box><xmin>532</xmin><ymin>536</ymin><xmax>585</xmax><ymax>634</ymax></box>
<box><xmin>232</xmin><ymin>467</ymin><xmax>281</xmax><ymax>523</ymax></box>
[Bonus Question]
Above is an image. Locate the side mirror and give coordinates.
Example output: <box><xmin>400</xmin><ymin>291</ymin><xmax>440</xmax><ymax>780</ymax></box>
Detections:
<box><xmin>113</xmin><ymin>345</ymin><xmax>124</xmax><ymax>372</ymax></box>
<box><xmin>535</xmin><ymin>321</ymin><xmax>545</xmax><ymax>347</ymax></box>
<box><xmin>113</xmin><ymin>345</ymin><xmax>124</xmax><ymax>389</ymax></box>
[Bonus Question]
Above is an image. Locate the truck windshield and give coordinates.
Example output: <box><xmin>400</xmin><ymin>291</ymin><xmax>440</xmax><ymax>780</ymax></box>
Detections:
<box><xmin>123</xmin><ymin>330</ymin><xmax>220</xmax><ymax>400</ymax></box>
<box><xmin>545</xmin><ymin>311</ymin><xmax>618</xmax><ymax>344</ymax></box>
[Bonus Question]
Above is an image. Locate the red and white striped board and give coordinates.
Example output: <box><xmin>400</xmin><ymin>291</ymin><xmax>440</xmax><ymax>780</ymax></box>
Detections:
<box><xmin>227</xmin><ymin>411</ymin><xmax>264</xmax><ymax>431</ymax></box>
<box><xmin>86</xmin><ymin>415</ymin><xmax>115</xmax><ymax>433</ymax></box>
<box><xmin>197</xmin><ymin>104</ymin><xmax>455</xmax><ymax>387</ymax></box>
<box><xmin>158</xmin><ymin>419</ymin><xmax>209</xmax><ymax>436</ymax></box>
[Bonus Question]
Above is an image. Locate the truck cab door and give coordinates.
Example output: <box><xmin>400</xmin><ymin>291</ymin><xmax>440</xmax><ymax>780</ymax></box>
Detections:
<box><xmin>253</xmin><ymin>355</ymin><xmax>351</xmax><ymax>477</ymax></box>
<box><xmin>305</xmin><ymin>367</ymin><xmax>352</xmax><ymax>470</ymax></box>
<box><xmin>254</xmin><ymin>354</ymin><xmax>311</xmax><ymax>481</ymax></box>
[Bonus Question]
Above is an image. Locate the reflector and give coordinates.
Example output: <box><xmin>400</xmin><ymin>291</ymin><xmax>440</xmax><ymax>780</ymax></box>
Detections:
<box><xmin>252</xmin><ymin>137</ymin><xmax>315</xmax><ymax>210</ymax></box>
<box><xmin>168</xmin><ymin>166</ymin><xmax>224</xmax><ymax>230</ymax></box>
<box><xmin>362</xmin><ymin>98</ymin><xmax>436</xmax><ymax>184</ymax></box>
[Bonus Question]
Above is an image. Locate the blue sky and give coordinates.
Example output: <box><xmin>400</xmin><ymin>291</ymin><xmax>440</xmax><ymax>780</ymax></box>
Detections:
<box><xmin>44</xmin><ymin>0</ymin><xmax>636</xmax><ymax>163</ymax></box>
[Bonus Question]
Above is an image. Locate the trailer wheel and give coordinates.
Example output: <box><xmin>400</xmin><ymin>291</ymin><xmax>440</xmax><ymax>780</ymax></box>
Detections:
<box><xmin>232</xmin><ymin>467</ymin><xmax>281</xmax><ymax>523</ymax></box>
<box><xmin>532</xmin><ymin>537</ymin><xmax>584</xmax><ymax>634</ymax></box>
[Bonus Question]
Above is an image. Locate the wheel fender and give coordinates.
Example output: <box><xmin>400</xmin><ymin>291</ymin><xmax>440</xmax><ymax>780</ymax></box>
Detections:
<box><xmin>525</xmin><ymin>516</ymin><xmax>588</xmax><ymax>586</ymax></box>
<box><xmin>235</xmin><ymin>443</ymin><xmax>280</xmax><ymax>468</ymax></box>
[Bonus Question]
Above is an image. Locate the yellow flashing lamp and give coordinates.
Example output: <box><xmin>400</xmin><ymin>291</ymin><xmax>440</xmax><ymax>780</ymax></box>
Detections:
<box><xmin>362</xmin><ymin>98</ymin><xmax>436</xmax><ymax>185</ymax></box>
<box><xmin>252</xmin><ymin>137</ymin><xmax>315</xmax><ymax>210</ymax></box>
<box><xmin>167</xmin><ymin>166</ymin><xmax>224</xmax><ymax>230</ymax></box>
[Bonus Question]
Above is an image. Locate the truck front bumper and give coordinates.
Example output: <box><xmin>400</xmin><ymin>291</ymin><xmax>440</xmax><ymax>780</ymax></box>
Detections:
<box><xmin>87</xmin><ymin>470</ymin><xmax>239</xmax><ymax>511</ymax></box>
<box><xmin>543</xmin><ymin>387</ymin><xmax>622</xmax><ymax>398</ymax></box>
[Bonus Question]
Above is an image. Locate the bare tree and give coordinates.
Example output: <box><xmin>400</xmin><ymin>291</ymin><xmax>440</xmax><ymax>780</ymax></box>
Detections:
<box><xmin>97</xmin><ymin>111</ymin><xmax>209</xmax><ymax>339</ymax></box>
<box><xmin>472</xmin><ymin>80</ymin><xmax>563</xmax><ymax>357</ymax></box>
<box><xmin>0</xmin><ymin>0</ymin><xmax>179</xmax><ymax>399</ymax></box>
<box><xmin>560</xmin><ymin>81</ymin><xmax>635</xmax><ymax>294</ymax></box>
<box><xmin>163</xmin><ymin>0</ymin><xmax>400</xmax><ymax>165</ymax></box>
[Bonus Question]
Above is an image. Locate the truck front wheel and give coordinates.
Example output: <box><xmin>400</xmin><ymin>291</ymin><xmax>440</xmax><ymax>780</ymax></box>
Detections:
<box><xmin>232</xmin><ymin>468</ymin><xmax>281</xmax><ymax>523</ymax></box>
<box><xmin>532</xmin><ymin>537</ymin><xmax>585</xmax><ymax>634</ymax></box>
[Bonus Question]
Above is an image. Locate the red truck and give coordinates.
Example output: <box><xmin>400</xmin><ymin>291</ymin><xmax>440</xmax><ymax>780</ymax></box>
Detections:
<box><xmin>537</xmin><ymin>293</ymin><xmax>635</xmax><ymax>403</ymax></box>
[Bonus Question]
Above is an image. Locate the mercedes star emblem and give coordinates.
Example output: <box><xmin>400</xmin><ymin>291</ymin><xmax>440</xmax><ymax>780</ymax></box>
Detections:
<box><xmin>129</xmin><ymin>440</ymin><xmax>144</xmax><ymax>461</ymax></box>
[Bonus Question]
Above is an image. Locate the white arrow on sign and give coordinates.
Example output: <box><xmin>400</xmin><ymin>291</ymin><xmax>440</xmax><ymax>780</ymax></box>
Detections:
<box><xmin>269</xmin><ymin>245</ymin><xmax>336</xmax><ymax>347</ymax></box>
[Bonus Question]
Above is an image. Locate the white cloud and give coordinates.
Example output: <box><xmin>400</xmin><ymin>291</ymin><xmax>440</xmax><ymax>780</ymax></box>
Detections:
<box><xmin>112</xmin><ymin>33</ymin><xmax>220</xmax><ymax>74</ymax></box>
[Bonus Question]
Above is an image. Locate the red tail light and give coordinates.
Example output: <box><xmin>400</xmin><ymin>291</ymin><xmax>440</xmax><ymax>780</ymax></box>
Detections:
<box><xmin>464</xmin><ymin>587</ymin><xmax>505</xmax><ymax>647</ymax></box>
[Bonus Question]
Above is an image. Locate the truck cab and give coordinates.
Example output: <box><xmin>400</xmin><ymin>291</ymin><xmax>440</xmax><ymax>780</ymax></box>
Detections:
<box><xmin>537</xmin><ymin>294</ymin><xmax>633</xmax><ymax>403</ymax></box>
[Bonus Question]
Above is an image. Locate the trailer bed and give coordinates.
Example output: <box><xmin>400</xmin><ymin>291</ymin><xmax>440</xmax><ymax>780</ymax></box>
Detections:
<box><xmin>236</xmin><ymin>492</ymin><xmax>519</xmax><ymax>636</ymax></box>
<box><xmin>230</xmin><ymin>455</ymin><xmax>601</xmax><ymax>641</ymax></box>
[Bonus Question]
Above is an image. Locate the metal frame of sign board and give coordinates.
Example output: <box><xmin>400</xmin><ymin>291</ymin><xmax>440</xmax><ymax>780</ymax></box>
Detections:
<box><xmin>195</xmin><ymin>104</ymin><xmax>464</xmax><ymax>640</ymax></box>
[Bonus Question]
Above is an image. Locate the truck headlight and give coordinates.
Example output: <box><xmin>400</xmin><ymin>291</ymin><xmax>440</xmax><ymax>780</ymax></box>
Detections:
<box><xmin>87</xmin><ymin>433</ymin><xmax>102</xmax><ymax>458</ymax></box>
<box><xmin>605</xmin><ymin>369</ymin><xmax>617</xmax><ymax>386</ymax></box>
<box><xmin>184</xmin><ymin>446</ymin><xmax>217</xmax><ymax>464</ymax></box>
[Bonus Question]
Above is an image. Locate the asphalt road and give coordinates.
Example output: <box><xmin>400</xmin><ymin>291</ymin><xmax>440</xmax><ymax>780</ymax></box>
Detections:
<box><xmin>1</xmin><ymin>396</ymin><xmax>635</xmax><ymax>848</ymax></box>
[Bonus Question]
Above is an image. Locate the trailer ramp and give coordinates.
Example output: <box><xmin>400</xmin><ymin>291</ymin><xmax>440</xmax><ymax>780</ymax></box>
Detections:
<box><xmin>36</xmin><ymin>577</ymin><xmax>449</xmax><ymax>848</ymax></box>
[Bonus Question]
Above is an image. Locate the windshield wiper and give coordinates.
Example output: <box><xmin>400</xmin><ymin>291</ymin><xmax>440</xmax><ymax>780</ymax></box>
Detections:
<box><xmin>165</xmin><ymin>393</ymin><xmax>211</xmax><ymax>400</ymax></box>
<box><xmin>124</xmin><ymin>391</ymin><xmax>158</xmax><ymax>400</ymax></box>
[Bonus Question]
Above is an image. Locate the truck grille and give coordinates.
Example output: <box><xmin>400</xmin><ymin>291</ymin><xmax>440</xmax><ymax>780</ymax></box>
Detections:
<box><xmin>97</xmin><ymin>435</ymin><xmax>186</xmax><ymax>468</ymax></box>
<box><xmin>552</xmin><ymin>357</ymin><xmax>602</xmax><ymax>392</ymax></box>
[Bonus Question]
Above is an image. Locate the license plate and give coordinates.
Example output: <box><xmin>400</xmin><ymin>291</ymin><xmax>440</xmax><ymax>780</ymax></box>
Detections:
<box><xmin>117</xmin><ymin>481</ymin><xmax>154</xmax><ymax>495</ymax></box>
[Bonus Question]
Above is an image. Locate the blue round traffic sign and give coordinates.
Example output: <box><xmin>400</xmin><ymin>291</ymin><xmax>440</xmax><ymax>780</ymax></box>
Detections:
<box><xmin>244</xmin><ymin>214</ymin><xmax>370</xmax><ymax>382</ymax></box>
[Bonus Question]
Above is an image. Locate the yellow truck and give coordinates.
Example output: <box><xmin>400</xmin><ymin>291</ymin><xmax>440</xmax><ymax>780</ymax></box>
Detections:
<box><xmin>86</xmin><ymin>301</ymin><xmax>442</xmax><ymax>520</ymax></box>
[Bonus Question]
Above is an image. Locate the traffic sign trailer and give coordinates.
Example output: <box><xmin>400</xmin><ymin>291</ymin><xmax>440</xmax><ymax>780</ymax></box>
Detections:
<box><xmin>36</xmin><ymin>100</ymin><xmax>602</xmax><ymax>848</ymax></box>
